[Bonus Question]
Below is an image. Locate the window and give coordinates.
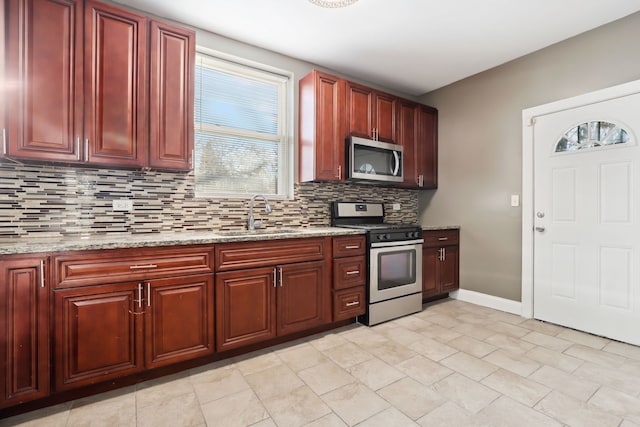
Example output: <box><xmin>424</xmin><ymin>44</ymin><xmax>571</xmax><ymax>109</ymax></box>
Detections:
<box><xmin>555</xmin><ymin>121</ymin><xmax>630</xmax><ymax>153</ymax></box>
<box><xmin>194</xmin><ymin>50</ymin><xmax>292</xmax><ymax>198</ymax></box>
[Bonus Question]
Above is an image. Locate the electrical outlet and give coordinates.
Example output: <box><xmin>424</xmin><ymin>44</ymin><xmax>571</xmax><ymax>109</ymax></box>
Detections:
<box><xmin>112</xmin><ymin>199</ymin><xmax>133</xmax><ymax>212</ymax></box>
<box><xmin>392</xmin><ymin>203</ymin><xmax>401</xmax><ymax>211</ymax></box>
<box><xmin>510</xmin><ymin>194</ymin><xmax>520</xmax><ymax>207</ymax></box>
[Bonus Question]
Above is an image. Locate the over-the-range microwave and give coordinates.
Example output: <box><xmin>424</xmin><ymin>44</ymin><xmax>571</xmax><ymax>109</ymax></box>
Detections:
<box><xmin>347</xmin><ymin>136</ymin><xmax>404</xmax><ymax>183</ymax></box>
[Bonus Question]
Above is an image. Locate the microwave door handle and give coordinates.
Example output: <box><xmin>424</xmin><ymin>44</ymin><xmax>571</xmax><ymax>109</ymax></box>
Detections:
<box><xmin>392</xmin><ymin>151</ymin><xmax>400</xmax><ymax>176</ymax></box>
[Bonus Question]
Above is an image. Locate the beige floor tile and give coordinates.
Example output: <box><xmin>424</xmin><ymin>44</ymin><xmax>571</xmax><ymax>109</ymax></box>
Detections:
<box><xmin>0</xmin><ymin>403</ymin><xmax>71</xmax><ymax>427</ymax></box>
<box><xmin>391</xmin><ymin>315</ymin><xmax>433</xmax><ymax>332</ymax></box>
<box><xmin>485</xmin><ymin>333</ymin><xmax>536</xmax><ymax>355</ymax></box>
<box><xmin>346</xmin><ymin>357</ymin><xmax>405</xmax><ymax>390</ymax></box>
<box><xmin>519</xmin><ymin>319</ymin><xmax>566</xmax><ymax>336</ymax></box>
<box><xmin>244</xmin><ymin>363</ymin><xmax>304</xmax><ymax>400</ymax></box>
<box><xmin>454</xmin><ymin>312</ymin><xmax>492</xmax><ymax>326</ymax></box>
<box><xmin>340</xmin><ymin>327</ymin><xmax>388</xmax><ymax>350</ymax></box>
<box><xmin>528</xmin><ymin>365</ymin><xmax>599</xmax><ymax>401</ymax></box>
<box><xmin>321</xmin><ymin>383</ymin><xmax>390</xmax><ymax>426</ymax></box>
<box><xmin>298</xmin><ymin>361</ymin><xmax>356</xmax><ymax>395</ymax></box>
<box><xmin>262</xmin><ymin>385</ymin><xmax>332</xmax><ymax>427</ymax></box>
<box><xmin>525</xmin><ymin>346</ymin><xmax>584</xmax><ymax>373</ymax></box>
<box><xmin>621</xmin><ymin>420</ymin><xmax>640</xmax><ymax>427</ymax></box>
<box><xmin>310</xmin><ymin>332</ymin><xmax>351</xmax><ymax>351</ymax></box>
<box><xmin>620</xmin><ymin>359</ymin><xmax>640</xmax><ymax>381</ymax></box>
<box><xmin>521</xmin><ymin>331</ymin><xmax>573</xmax><ymax>352</ymax></box>
<box><xmin>480</xmin><ymin>368</ymin><xmax>550</xmax><ymax>407</ymax></box>
<box><xmin>303</xmin><ymin>413</ymin><xmax>348</xmax><ymax>427</ymax></box>
<box><xmin>321</xmin><ymin>342</ymin><xmax>375</xmax><ymax>368</ymax></box>
<box><xmin>200</xmin><ymin>389</ymin><xmax>268</xmax><ymax>427</ymax></box>
<box><xmin>277</xmin><ymin>343</ymin><xmax>329</xmax><ymax>372</ymax></box>
<box><xmin>486</xmin><ymin>321</ymin><xmax>530</xmax><ymax>338</ymax></box>
<box><xmin>418</xmin><ymin>323</ymin><xmax>463</xmax><ymax>342</ymax></box>
<box><xmin>487</xmin><ymin>310</ymin><xmax>526</xmax><ymax>325</ymax></box>
<box><xmin>588</xmin><ymin>387</ymin><xmax>640</xmax><ymax>423</ymax></box>
<box><xmin>439</xmin><ymin>351</ymin><xmax>499</xmax><ymax>381</ymax></box>
<box><xmin>602</xmin><ymin>341</ymin><xmax>640</xmax><ymax>361</ymax></box>
<box><xmin>377</xmin><ymin>377</ymin><xmax>445</xmax><ymax>420</ymax></box>
<box><xmin>67</xmin><ymin>393</ymin><xmax>136</xmax><ymax>427</ymax></box>
<box><xmin>565</xmin><ymin>344</ymin><xmax>628</xmax><ymax>367</ymax></box>
<box><xmin>137</xmin><ymin>392</ymin><xmax>204</xmax><ymax>427</ymax></box>
<box><xmin>452</xmin><ymin>322</ymin><xmax>496</xmax><ymax>340</ymax></box>
<box><xmin>447</xmin><ymin>335</ymin><xmax>496</xmax><ymax>358</ymax></box>
<box><xmin>476</xmin><ymin>395</ymin><xmax>561</xmax><ymax>427</ymax></box>
<box><xmin>415</xmin><ymin>401</ymin><xmax>476</xmax><ymax>427</ymax></box>
<box><xmin>250</xmin><ymin>419</ymin><xmax>277</xmax><ymax>427</ymax></box>
<box><xmin>378</xmin><ymin>326</ymin><xmax>425</xmax><ymax>347</ymax></box>
<box><xmin>233</xmin><ymin>350</ymin><xmax>283</xmax><ymax>376</ymax></box>
<box><xmin>574</xmin><ymin>362</ymin><xmax>640</xmax><ymax>396</ymax></box>
<box><xmin>367</xmin><ymin>341</ymin><xmax>418</xmax><ymax>365</ymax></box>
<box><xmin>535</xmin><ymin>390</ymin><xmax>621</xmax><ymax>427</ymax></box>
<box><xmin>483</xmin><ymin>349</ymin><xmax>541</xmax><ymax>377</ymax></box>
<box><xmin>408</xmin><ymin>337</ymin><xmax>457</xmax><ymax>361</ymax></box>
<box><xmin>432</xmin><ymin>372</ymin><xmax>500</xmax><ymax>414</ymax></box>
<box><xmin>395</xmin><ymin>355</ymin><xmax>453</xmax><ymax>385</ymax></box>
<box><xmin>555</xmin><ymin>329</ymin><xmax>609</xmax><ymax>349</ymax></box>
<box><xmin>356</xmin><ymin>407</ymin><xmax>418</xmax><ymax>427</ymax></box>
<box><xmin>421</xmin><ymin>313</ymin><xmax>461</xmax><ymax>328</ymax></box>
<box><xmin>190</xmin><ymin>367</ymin><xmax>250</xmax><ymax>404</ymax></box>
<box><xmin>136</xmin><ymin>373</ymin><xmax>195</xmax><ymax>409</ymax></box>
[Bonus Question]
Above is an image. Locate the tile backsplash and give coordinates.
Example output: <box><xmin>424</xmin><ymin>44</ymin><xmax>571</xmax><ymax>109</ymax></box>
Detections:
<box><xmin>0</xmin><ymin>162</ymin><xmax>418</xmax><ymax>238</ymax></box>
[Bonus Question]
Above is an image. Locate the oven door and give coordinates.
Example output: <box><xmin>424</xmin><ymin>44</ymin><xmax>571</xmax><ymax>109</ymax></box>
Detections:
<box><xmin>369</xmin><ymin>239</ymin><xmax>423</xmax><ymax>303</ymax></box>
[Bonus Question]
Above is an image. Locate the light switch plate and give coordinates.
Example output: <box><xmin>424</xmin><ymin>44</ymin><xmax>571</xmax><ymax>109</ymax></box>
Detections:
<box><xmin>510</xmin><ymin>194</ymin><xmax>520</xmax><ymax>207</ymax></box>
<box><xmin>392</xmin><ymin>203</ymin><xmax>401</xmax><ymax>211</ymax></box>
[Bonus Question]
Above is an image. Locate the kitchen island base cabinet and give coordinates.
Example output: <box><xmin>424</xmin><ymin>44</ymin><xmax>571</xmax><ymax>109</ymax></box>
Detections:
<box><xmin>0</xmin><ymin>255</ymin><xmax>50</xmax><ymax>408</ymax></box>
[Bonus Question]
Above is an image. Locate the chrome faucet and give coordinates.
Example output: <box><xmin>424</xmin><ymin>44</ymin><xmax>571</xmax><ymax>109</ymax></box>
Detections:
<box><xmin>248</xmin><ymin>194</ymin><xmax>272</xmax><ymax>230</ymax></box>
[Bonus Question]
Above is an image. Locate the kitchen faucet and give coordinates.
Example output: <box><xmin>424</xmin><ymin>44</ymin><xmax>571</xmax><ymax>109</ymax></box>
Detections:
<box><xmin>248</xmin><ymin>194</ymin><xmax>272</xmax><ymax>230</ymax></box>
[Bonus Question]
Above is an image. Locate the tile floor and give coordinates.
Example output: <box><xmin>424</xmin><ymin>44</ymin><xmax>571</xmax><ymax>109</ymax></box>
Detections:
<box><xmin>3</xmin><ymin>298</ymin><xmax>640</xmax><ymax>427</ymax></box>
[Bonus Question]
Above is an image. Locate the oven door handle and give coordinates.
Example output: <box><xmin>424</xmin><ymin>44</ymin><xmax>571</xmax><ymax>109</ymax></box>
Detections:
<box><xmin>370</xmin><ymin>238</ymin><xmax>424</xmax><ymax>248</ymax></box>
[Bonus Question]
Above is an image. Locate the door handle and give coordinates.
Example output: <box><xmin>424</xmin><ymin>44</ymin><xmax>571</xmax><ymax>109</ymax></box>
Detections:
<box><xmin>535</xmin><ymin>226</ymin><xmax>545</xmax><ymax>232</ymax></box>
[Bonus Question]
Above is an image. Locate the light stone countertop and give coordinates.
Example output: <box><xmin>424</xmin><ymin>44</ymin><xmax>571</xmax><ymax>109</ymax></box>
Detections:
<box><xmin>422</xmin><ymin>225</ymin><xmax>460</xmax><ymax>231</ymax></box>
<box><xmin>0</xmin><ymin>227</ymin><xmax>366</xmax><ymax>256</ymax></box>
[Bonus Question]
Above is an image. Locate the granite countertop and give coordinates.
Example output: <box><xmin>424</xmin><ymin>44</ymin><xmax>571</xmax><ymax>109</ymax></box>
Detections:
<box><xmin>0</xmin><ymin>227</ymin><xmax>366</xmax><ymax>256</ymax></box>
<box><xmin>422</xmin><ymin>225</ymin><xmax>460</xmax><ymax>230</ymax></box>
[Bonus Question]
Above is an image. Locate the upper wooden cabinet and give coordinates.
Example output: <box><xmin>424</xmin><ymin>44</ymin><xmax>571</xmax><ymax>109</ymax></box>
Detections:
<box><xmin>346</xmin><ymin>81</ymin><xmax>396</xmax><ymax>143</ymax></box>
<box><xmin>299</xmin><ymin>70</ymin><xmax>437</xmax><ymax>188</ymax></box>
<box><xmin>2</xmin><ymin>0</ymin><xmax>194</xmax><ymax>170</ymax></box>
<box><xmin>299</xmin><ymin>70</ymin><xmax>345</xmax><ymax>182</ymax></box>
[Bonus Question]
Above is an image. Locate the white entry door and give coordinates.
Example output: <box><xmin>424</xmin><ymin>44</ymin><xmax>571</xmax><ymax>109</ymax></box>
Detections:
<box><xmin>533</xmin><ymin>92</ymin><xmax>640</xmax><ymax>345</ymax></box>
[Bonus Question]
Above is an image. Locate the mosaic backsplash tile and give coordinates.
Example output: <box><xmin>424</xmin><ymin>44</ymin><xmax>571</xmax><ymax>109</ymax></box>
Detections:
<box><xmin>0</xmin><ymin>162</ymin><xmax>418</xmax><ymax>238</ymax></box>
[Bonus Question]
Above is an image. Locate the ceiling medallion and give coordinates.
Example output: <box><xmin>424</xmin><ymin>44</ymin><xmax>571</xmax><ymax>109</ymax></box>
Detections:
<box><xmin>308</xmin><ymin>0</ymin><xmax>359</xmax><ymax>8</ymax></box>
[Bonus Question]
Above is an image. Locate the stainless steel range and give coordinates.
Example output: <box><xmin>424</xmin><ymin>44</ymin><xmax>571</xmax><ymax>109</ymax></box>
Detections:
<box><xmin>332</xmin><ymin>202</ymin><xmax>423</xmax><ymax>325</ymax></box>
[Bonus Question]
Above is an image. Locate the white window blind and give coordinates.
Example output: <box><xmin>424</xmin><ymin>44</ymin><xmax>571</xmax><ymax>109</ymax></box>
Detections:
<box><xmin>194</xmin><ymin>52</ymin><xmax>291</xmax><ymax>198</ymax></box>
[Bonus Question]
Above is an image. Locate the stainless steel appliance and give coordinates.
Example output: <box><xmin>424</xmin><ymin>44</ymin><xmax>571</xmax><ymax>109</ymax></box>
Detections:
<box><xmin>347</xmin><ymin>136</ymin><xmax>403</xmax><ymax>183</ymax></box>
<box><xmin>332</xmin><ymin>202</ymin><xmax>423</xmax><ymax>325</ymax></box>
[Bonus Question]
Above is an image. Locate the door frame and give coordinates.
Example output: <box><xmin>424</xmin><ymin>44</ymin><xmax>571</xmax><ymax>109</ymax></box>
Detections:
<box><xmin>521</xmin><ymin>79</ymin><xmax>640</xmax><ymax>318</ymax></box>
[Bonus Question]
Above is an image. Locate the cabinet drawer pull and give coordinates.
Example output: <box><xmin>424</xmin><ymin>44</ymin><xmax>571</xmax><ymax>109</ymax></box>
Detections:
<box><xmin>438</xmin><ymin>237</ymin><xmax>449</xmax><ymax>241</ymax></box>
<box><xmin>346</xmin><ymin>270</ymin><xmax>360</xmax><ymax>275</ymax></box>
<box><xmin>129</xmin><ymin>264</ymin><xmax>158</xmax><ymax>270</ymax></box>
<box><xmin>273</xmin><ymin>268</ymin><xmax>277</xmax><ymax>287</ymax></box>
<box><xmin>137</xmin><ymin>283</ymin><xmax>143</xmax><ymax>308</ymax></box>
<box><xmin>344</xmin><ymin>245</ymin><xmax>360</xmax><ymax>249</ymax></box>
<box><xmin>279</xmin><ymin>267</ymin><xmax>283</xmax><ymax>287</ymax></box>
<box><xmin>345</xmin><ymin>301</ymin><xmax>360</xmax><ymax>307</ymax></box>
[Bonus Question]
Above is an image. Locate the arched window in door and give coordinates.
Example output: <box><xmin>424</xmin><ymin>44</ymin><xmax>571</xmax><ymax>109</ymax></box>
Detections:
<box><xmin>555</xmin><ymin>121</ymin><xmax>630</xmax><ymax>152</ymax></box>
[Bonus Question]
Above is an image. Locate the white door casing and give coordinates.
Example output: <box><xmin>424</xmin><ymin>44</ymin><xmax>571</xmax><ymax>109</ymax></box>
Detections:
<box><xmin>522</xmin><ymin>80</ymin><xmax>640</xmax><ymax>345</ymax></box>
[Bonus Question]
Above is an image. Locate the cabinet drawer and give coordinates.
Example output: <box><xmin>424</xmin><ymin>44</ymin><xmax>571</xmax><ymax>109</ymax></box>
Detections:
<box><xmin>333</xmin><ymin>287</ymin><xmax>366</xmax><ymax>321</ymax></box>
<box><xmin>332</xmin><ymin>235</ymin><xmax>366</xmax><ymax>257</ymax></box>
<box><xmin>215</xmin><ymin>238</ymin><xmax>326</xmax><ymax>271</ymax></box>
<box><xmin>333</xmin><ymin>256</ymin><xmax>366</xmax><ymax>290</ymax></box>
<box><xmin>422</xmin><ymin>229</ymin><xmax>459</xmax><ymax>247</ymax></box>
<box><xmin>53</xmin><ymin>245</ymin><xmax>214</xmax><ymax>288</ymax></box>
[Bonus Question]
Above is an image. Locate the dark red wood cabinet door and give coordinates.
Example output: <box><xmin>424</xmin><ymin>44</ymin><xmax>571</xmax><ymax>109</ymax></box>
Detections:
<box><xmin>4</xmin><ymin>0</ymin><xmax>83</xmax><ymax>162</ymax></box>
<box><xmin>417</xmin><ymin>105</ymin><xmax>438</xmax><ymax>189</ymax></box>
<box><xmin>346</xmin><ymin>81</ymin><xmax>373</xmax><ymax>139</ymax></box>
<box><xmin>422</xmin><ymin>247</ymin><xmax>440</xmax><ymax>298</ymax></box>
<box><xmin>54</xmin><ymin>283</ymin><xmax>144</xmax><ymax>391</ymax></box>
<box><xmin>277</xmin><ymin>260</ymin><xmax>328</xmax><ymax>336</ymax></box>
<box><xmin>215</xmin><ymin>268</ymin><xmax>277</xmax><ymax>352</ymax></box>
<box><xmin>145</xmin><ymin>274</ymin><xmax>214</xmax><ymax>368</ymax></box>
<box><xmin>373</xmin><ymin>92</ymin><xmax>396</xmax><ymax>143</ymax></box>
<box><xmin>0</xmin><ymin>256</ymin><xmax>49</xmax><ymax>408</ymax></box>
<box><xmin>397</xmin><ymin>100</ymin><xmax>418</xmax><ymax>188</ymax></box>
<box><xmin>84</xmin><ymin>0</ymin><xmax>147</xmax><ymax>167</ymax></box>
<box><xmin>148</xmin><ymin>20</ymin><xmax>195</xmax><ymax>170</ymax></box>
<box><xmin>440</xmin><ymin>245</ymin><xmax>460</xmax><ymax>292</ymax></box>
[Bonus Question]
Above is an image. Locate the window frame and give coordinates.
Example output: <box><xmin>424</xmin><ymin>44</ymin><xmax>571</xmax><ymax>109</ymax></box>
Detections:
<box><xmin>193</xmin><ymin>47</ymin><xmax>294</xmax><ymax>200</ymax></box>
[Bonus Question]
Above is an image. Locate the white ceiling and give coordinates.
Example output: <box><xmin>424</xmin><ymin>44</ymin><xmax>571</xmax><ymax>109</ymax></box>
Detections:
<box><xmin>116</xmin><ymin>0</ymin><xmax>640</xmax><ymax>96</ymax></box>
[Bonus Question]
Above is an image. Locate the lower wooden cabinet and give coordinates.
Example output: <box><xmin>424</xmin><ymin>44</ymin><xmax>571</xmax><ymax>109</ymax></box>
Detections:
<box><xmin>215</xmin><ymin>260</ymin><xmax>328</xmax><ymax>352</ymax></box>
<box><xmin>333</xmin><ymin>287</ymin><xmax>365</xmax><ymax>321</ymax></box>
<box><xmin>422</xmin><ymin>229</ymin><xmax>460</xmax><ymax>299</ymax></box>
<box><xmin>0</xmin><ymin>255</ymin><xmax>50</xmax><ymax>408</ymax></box>
<box><xmin>331</xmin><ymin>236</ymin><xmax>366</xmax><ymax>320</ymax></box>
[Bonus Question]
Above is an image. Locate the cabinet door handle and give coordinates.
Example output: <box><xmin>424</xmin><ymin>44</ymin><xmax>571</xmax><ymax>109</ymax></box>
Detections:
<box><xmin>84</xmin><ymin>138</ymin><xmax>89</xmax><ymax>162</ymax></box>
<box><xmin>344</xmin><ymin>245</ymin><xmax>360</xmax><ymax>249</ymax></box>
<box><xmin>137</xmin><ymin>283</ymin><xmax>143</xmax><ymax>308</ymax></box>
<box><xmin>279</xmin><ymin>267</ymin><xmax>283</xmax><ymax>287</ymax></box>
<box><xmin>2</xmin><ymin>128</ymin><xmax>7</xmax><ymax>154</ymax></box>
<box><xmin>418</xmin><ymin>174</ymin><xmax>424</xmax><ymax>187</ymax></box>
<box><xmin>337</xmin><ymin>165</ymin><xmax>342</xmax><ymax>180</ymax></box>
<box><xmin>76</xmin><ymin>137</ymin><xmax>81</xmax><ymax>161</ymax></box>
<box><xmin>438</xmin><ymin>237</ymin><xmax>449</xmax><ymax>241</ymax></box>
<box><xmin>346</xmin><ymin>301</ymin><xmax>359</xmax><ymax>307</ymax></box>
<box><xmin>129</xmin><ymin>264</ymin><xmax>158</xmax><ymax>270</ymax></box>
<box><xmin>438</xmin><ymin>248</ymin><xmax>443</xmax><ymax>261</ymax></box>
<box><xmin>39</xmin><ymin>260</ymin><xmax>45</xmax><ymax>288</ymax></box>
<box><xmin>147</xmin><ymin>282</ymin><xmax>151</xmax><ymax>307</ymax></box>
<box><xmin>273</xmin><ymin>267</ymin><xmax>277</xmax><ymax>287</ymax></box>
<box><xmin>346</xmin><ymin>270</ymin><xmax>360</xmax><ymax>275</ymax></box>
<box><xmin>442</xmin><ymin>248</ymin><xmax>446</xmax><ymax>261</ymax></box>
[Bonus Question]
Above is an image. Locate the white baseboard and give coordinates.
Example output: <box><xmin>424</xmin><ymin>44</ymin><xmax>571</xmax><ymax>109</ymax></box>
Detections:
<box><xmin>450</xmin><ymin>289</ymin><xmax>524</xmax><ymax>316</ymax></box>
